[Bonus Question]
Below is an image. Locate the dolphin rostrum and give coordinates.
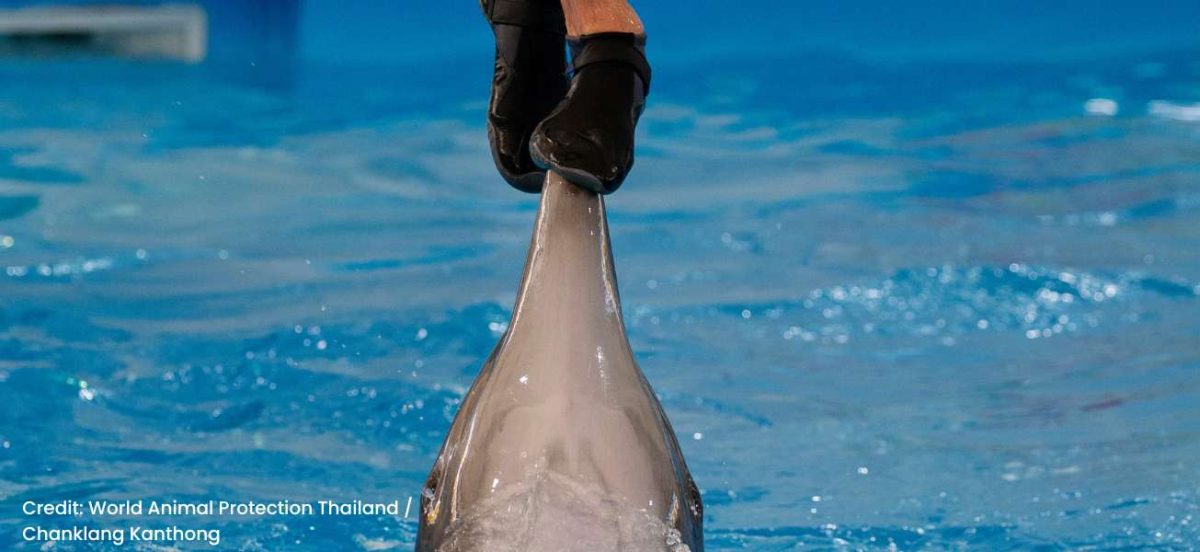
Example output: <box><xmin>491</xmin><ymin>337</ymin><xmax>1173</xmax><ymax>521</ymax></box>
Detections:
<box><xmin>417</xmin><ymin>172</ymin><xmax>703</xmax><ymax>551</ymax></box>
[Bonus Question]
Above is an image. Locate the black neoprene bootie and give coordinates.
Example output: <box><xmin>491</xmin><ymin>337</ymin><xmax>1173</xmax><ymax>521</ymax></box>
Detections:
<box><xmin>483</xmin><ymin>0</ymin><xmax>570</xmax><ymax>193</ymax></box>
<box><xmin>529</xmin><ymin>33</ymin><xmax>651</xmax><ymax>194</ymax></box>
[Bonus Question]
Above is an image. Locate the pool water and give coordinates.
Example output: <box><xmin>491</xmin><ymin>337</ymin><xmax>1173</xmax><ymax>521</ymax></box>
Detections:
<box><xmin>2</xmin><ymin>23</ymin><xmax>1200</xmax><ymax>551</ymax></box>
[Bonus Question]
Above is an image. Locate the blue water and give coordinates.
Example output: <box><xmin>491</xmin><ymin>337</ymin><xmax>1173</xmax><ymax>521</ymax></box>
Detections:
<box><xmin>2</xmin><ymin>4</ymin><xmax>1200</xmax><ymax>550</ymax></box>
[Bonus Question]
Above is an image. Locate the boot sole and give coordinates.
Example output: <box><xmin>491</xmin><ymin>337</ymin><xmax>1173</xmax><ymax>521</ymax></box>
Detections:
<box><xmin>488</xmin><ymin>123</ymin><xmax>546</xmax><ymax>193</ymax></box>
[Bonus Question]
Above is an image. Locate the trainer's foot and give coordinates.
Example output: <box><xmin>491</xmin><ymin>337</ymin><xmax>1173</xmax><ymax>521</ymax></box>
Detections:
<box><xmin>530</xmin><ymin>33</ymin><xmax>651</xmax><ymax>195</ymax></box>
<box><xmin>484</xmin><ymin>1</ymin><xmax>570</xmax><ymax>193</ymax></box>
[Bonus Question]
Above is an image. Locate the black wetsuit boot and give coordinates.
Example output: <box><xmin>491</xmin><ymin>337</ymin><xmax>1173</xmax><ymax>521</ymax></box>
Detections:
<box><xmin>482</xmin><ymin>0</ymin><xmax>570</xmax><ymax>193</ymax></box>
<box><xmin>529</xmin><ymin>33</ymin><xmax>651</xmax><ymax>194</ymax></box>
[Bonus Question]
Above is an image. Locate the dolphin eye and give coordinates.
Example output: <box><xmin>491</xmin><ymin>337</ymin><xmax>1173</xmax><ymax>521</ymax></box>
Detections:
<box><xmin>421</xmin><ymin>465</ymin><xmax>442</xmax><ymax>524</ymax></box>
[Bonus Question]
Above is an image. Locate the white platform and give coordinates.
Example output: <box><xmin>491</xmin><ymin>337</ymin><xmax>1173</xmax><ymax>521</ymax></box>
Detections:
<box><xmin>0</xmin><ymin>4</ymin><xmax>207</xmax><ymax>62</ymax></box>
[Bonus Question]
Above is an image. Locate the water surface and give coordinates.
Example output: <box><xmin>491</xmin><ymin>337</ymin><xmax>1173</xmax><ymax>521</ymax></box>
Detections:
<box><xmin>1</xmin><ymin>35</ymin><xmax>1199</xmax><ymax>550</ymax></box>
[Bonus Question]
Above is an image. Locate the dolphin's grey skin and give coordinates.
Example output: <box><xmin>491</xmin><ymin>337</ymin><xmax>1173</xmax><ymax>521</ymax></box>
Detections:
<box><xmin>417</xmin><ymin>172</ymin><xmax>703</xmax><ymax>551</ymax></box>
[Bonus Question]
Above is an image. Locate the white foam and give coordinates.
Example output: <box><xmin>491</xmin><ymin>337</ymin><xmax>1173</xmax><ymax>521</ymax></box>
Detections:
<box><xmin>439</xmin><ymin>471</ymin><xmax>689</xmax><ymax>552</ymax></box>
<box><xmin>1148</xmin><ymin>100</ymin><xmax>1200</xmax><ymax>122</ymax></box>
<box><xmin>1084</xmin><ymin>98</ymin><xmax>1118</xmax><ymax>117</ymax></box>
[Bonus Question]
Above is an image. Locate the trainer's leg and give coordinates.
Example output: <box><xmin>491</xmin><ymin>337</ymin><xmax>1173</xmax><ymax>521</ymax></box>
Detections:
<box><xmin>481</xmin><ymin>0</ymin><xmax>570</xmax><ymax>193</ymax></box>
<box><xmin>528</xmin><ymin>0</ymin><xmax>650</xmax><ymax>194</ymax></box>
<box><xmin>559</xmin><ymin>0</ymin><xmax>644</xmax><ymax>39</ymax></box>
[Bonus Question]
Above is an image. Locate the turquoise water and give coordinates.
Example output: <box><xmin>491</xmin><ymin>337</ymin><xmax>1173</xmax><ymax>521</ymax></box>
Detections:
<box><xmin>2</xmin><ymin>19</ymin><xmax>1200</xmax><ymax>551</ymax></box>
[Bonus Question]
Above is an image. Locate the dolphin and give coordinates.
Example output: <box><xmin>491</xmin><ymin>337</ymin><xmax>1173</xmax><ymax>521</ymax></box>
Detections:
<box><xmin>417</xmin><ymin>172</ymin><xmax>703</xmax><ymax>551</ymax></box>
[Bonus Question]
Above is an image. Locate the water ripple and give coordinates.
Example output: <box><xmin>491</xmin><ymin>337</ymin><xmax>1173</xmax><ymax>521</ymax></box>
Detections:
<box><xmin>717</xmin><ymin>264</ymin><xmax>1197</xmax><ymax>346</ymax></box>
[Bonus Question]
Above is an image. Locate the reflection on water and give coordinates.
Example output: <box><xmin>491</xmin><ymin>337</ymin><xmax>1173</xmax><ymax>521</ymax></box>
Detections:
<box><xmin>1</xmin><ymin>44</ymin><xmax>1199</xmax><ymax>549</ymax></box>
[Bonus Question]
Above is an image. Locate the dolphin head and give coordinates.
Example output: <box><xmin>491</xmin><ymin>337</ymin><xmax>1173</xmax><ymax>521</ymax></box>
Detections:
<box><xmin>417</xmin><ymin>172</ymin><xmax>702</xmax><ymax>551</ymax></box>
